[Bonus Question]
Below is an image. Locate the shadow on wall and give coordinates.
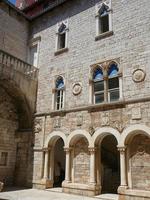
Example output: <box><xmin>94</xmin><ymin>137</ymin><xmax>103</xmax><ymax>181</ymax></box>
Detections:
<box><xmin>32</xmin><ymin>0</ymin><xmax>100</xmax><ymax>34</ymax></box>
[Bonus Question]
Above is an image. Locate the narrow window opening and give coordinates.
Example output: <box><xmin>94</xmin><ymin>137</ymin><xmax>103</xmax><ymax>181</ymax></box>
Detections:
<box><xmin>93</xmin><ymin>68</ymin><xmax>104</xmax><ymax>104</ymax></box>
<box><xmin>55</xmin><ymin>77</ymin><xmax>64</xmax><ymax>110</ymax></box>
<box><xmin>100</xmin><ymin>14</ymin><xmax>109</xmax><ymax>33</ymax></box>
<box><xmin>108</xmin><ymin>63</ymin><xmax>119</xmax><ymax>102</ymax></box>
<box><xmin>30</xmin><ymin>45</ymin><xmax>38</xmax><ymax>67</ymax></box>
<box><xmin>58</xmin><ymin>33</ymin><xmax>66</xmax><ymax>49</ymax></box>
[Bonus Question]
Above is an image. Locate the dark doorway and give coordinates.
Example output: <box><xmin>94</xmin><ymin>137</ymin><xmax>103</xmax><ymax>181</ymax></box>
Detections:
<box><xmin>101</xmin><ymin>135</ymin><xmax>120</xmax><ymax>193</ymax></box>
<box><xmin>53</xmin><ymin>138</ymin><xmax>65</xmax><ymax>187</ymax></box>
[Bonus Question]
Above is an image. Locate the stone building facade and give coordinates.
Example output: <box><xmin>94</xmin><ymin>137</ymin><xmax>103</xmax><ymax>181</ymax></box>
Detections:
<box><xmin>0</xmin><ymin>0</ymin><xmax>150</xmax><ymax>199</ymax></box>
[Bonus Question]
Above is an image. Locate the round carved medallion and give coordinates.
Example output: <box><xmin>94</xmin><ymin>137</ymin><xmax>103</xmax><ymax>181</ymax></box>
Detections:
<box><xmin>72</xmin><ymin>83</ymin><xmax>82</xmax><ymax>95</ymax></box>
<box><xmin>132</xmin><ymin>69</ymin><xmax>146</xmax><ymax>83</ymax></box>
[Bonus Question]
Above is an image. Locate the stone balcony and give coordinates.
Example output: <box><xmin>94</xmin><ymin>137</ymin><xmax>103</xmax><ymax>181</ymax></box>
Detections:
<box><xmin>0</xmin><ymin>49</ymin><xmax>38</xmax><ymax>80</ymax></box>
<box><xmin>0</xmin><ymin>49</ymin><xmax>39</xmax><ymax>129</ymax></box>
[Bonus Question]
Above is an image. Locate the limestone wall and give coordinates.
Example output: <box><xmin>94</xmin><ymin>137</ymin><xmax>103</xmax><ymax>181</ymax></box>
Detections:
<box><xmin>74</xmin><ymin>138</ymin><xmax>90</xmax><ymax>184</ymax></box>
<box><xmin>0</xmin><ymin>87</ymin><xmax>33</xmax><ymax>186</ymax></box>
<box><xmin>31</xmin><ymin>0</ymin><xmax>150</xmax><ymax>196</ymax></box>
<box><xmin>129</xmin><ymin>135</ymin><xmax>150</xmax><ymax>191</ymax></box>
<box><xmin>31</xmin><ymin>0</ymin><xmax>150</xmax><ymax>113</ymax></box>
<box><xmin>0</xmin><ymin>1</ymin><xmax>29</xmax><ymax>60</ymax></box>
<box><xmin>0</xmin><ymin>87</ymin><xmax>18</xmax><ymax>185</ymax></box>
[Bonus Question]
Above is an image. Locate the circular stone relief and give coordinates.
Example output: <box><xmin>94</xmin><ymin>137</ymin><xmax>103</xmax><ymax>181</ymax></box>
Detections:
<box><xmin>72</xmin><ymin>83</ymin><xmax>82</xmax><ymax>95</ymax></box>
<box><xmin>132</xmin><ymin>69</ymin><xmax>146</xmax><ymax>83</ymax></box>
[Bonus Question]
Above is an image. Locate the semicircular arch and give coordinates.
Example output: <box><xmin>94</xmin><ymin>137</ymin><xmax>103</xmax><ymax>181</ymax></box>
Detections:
<box><xmin>66</xmin><ymin>129</ymin><xmax>93</xmax><ymax>147</ymax></box>
<box><xmin>44</xmin><ymin>131</ymin><xmax>67</xmax><ymax>147</ymax></box>
<box><xmin>92</xmin><ymin>127</ymin><xmax>120</xmax><ymax>146</ymax></box>
<box><xmin>120</xmin><ymin>124</ymin><xmax>150</xmax><ymax>146</ymax></box>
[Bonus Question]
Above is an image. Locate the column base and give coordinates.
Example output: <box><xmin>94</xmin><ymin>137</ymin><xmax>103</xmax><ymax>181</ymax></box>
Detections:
<box><xmin>62</xmin><ymin>182</ymin><xmax>101</xmax><ymax>196</ymax></box>
<box><xmin>32</xmin><ymin>179</ymin><xmax>53</xmax><ymax>189</ymax></box>
<box><xmin>118</xmin><ymin>185</ymin><xmax>128</xmax><ymax>193</ymax></box>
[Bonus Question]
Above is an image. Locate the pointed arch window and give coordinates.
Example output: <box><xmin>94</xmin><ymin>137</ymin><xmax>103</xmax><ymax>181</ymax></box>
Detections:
<box><xmin>93</xmin><ymin>68</ymin><xmax>104</xmax><ymax>103</ymax></box>
<box><xmin>58</xmin><ymin>23</ymin><xmax>66</xmax><ymax>50</ymax></box>
<box><xmin>98</xmin><ymin>3</ymin><xmax>109</xmax><ymax>34</ymax></box>
<box><xmin>55</xmin><ymin>20</ymin><xmax>69</xmax><ymax>54</ymax></box>
<box><xmin>55</xmin><ymin>76</ymin><xmax>65</xmax><ymax>110</ymax></box>
<box><xmin>91</xmin><ymin>62</ymin><xmax>121</xmax><ymax>104</ymax></box>
<box><xmin>95</xmin><ymin>1</ymin><xmax>113</xmax><ymax>39</ymax></box>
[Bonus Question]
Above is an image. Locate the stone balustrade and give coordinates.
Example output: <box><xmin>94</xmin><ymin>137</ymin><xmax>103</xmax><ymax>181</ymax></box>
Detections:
<box><xmin>0</xmin><ymin>49</ymin><xmax>39</xmax><ymax>80</ymax></box>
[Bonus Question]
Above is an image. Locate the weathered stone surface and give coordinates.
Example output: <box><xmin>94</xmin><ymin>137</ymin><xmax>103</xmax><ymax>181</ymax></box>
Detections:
<box><xmin>0</xmin><ymin>182</ymin><xmax>4</xmax><ymax>192</ymax></box>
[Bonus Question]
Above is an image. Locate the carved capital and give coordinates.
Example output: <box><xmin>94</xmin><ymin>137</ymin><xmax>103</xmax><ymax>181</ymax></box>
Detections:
<box><xmin>64</xmin><ymin>147</ymin><xmax>72</xmax><ymax>153</ymax></box>
<box><xmin>43</xmin><ymin>147</ymin><xmax>51</xmax><ymax>152</ymax></box>
<box><xmin>118</xmin><ymin>146</ymin><xmax>126</xmax><ymax>153</ymax></box>
<box><xmin>88</xmin><ymin>147</ymin><xmax>96</xmax><ymax>153</ymax></box>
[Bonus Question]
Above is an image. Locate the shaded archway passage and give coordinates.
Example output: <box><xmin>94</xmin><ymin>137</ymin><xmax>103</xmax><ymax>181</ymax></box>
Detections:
<box><xmin>53</xmin><ymin>138</ymin><xmax>65</xmax><ymax>187</ymax></box>
<box><xmin>101</xmin><ymin>135</ymin><xmax>120</xmax><ymax>194</ymax></box>
<box><xmin>0</xmin><ymin>53</ymin><xmax>38</xmax><ymax>187</ymax></box>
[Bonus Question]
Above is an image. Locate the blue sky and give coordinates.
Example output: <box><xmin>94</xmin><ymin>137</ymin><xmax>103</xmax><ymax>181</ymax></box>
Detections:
<box><xmin>8</xmin><ymin>0</ymin><xmax>16</xmax><ymax>5</ymax></box>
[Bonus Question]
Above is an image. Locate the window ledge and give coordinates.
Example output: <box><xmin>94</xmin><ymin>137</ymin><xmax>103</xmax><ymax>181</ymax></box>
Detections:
<box><xmin>54</xmin><ymin>47</ymin><xmax>68</xmax><ymax>56</ymax></box>
<box><xmin>35</xmin><ymin>96</ymin><xmax>150</xmax><ymax>117</ymax></box>
<box><xmin>95</xmin><ymin>31</ymin><xmax>113</xmax><ymax>41</ymax></box>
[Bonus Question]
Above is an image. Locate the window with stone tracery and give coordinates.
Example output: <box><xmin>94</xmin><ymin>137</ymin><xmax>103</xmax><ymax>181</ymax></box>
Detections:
<box><xmin>91</xmin><ymin>61</ymin><xmax>122</xmax><ymax>104</ymax></box>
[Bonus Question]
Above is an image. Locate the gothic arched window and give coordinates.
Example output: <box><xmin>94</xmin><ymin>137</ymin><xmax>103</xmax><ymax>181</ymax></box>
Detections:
<box><xmin>91</xmin><ymin>61</ymin><xmax>121</xmax><ymax>104</ymax></box>
<box><xmin>93</xmin><ymin>67</ymin><xmax>104</xmax><ymax>103</ymax></box>
<box><xmin>55</xmin><ymin>76</ymin><xmax>65</xmax><ymax>110</ymax></box>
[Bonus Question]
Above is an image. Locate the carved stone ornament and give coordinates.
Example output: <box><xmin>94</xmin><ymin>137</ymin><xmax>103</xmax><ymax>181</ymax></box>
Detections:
<box><xmin>53</xmin><ymin>117</ymin><xmax>61</xmax><ymax>128</ymax></box>
<box><xmin>77</xmin><ymin>114</ymin><xmax>83</xmax><ymax>126</ymax></box>
<box><xmin>34</xmin><ymin>119</ymin><xmax>42</xmax><ymax>133</ymax></box>
<box><xmin>137</xmin><ymin>145</ymin><xmax>145</xmax><ymax>156</ymax></box>
<box><xmin>89</xmin><ymin>126</ymin><xmax>95</xmax><ymax>136</ymax></box>
<box><xmin>57</xmin><ymin>19</ymin><xmax>68</xmax><ymax>33</ymax></box>
<box><xmin>72</xmin><ymin>83</ymin><xmax>82</xmax><ymax>95</ymax></box>
<box><xmin>95</xmin><ymin>0</ymin><xmax>111</xmax><ymax>14</ymax></box>
<box><xmin>101</xmin><ymin>112</ymin><xmax>109</xmax><ymax>126</ymax></box>
<box><xmin>132</xmin><ymin>69</ymin><xmax>146</xmax><ymax>83</ymax></box>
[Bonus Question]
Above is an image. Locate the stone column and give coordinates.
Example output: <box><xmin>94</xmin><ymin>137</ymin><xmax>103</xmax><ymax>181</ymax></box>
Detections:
<box><xmin>118</xmin><ymin>147</ymin><xmax>127</xmax><ymax>187</ymax></box>
<box><xmin>96</xmin><ymin>147</ymin><xmax>101</xmax><ymax>186</ymax></box>
<box><xmin>64</xmin><ymin>147</ymin><xmax>71</xmax><ymax>183</ymax></box>
<box><xmin>89</xmin><ymin>147</ymin><xmax>96</xmax><ymax>184</ymax></box>
<box><xmin>43</xmin><ymin>148</ymin><xmax>49</xmax><ymax>179</ymax></box>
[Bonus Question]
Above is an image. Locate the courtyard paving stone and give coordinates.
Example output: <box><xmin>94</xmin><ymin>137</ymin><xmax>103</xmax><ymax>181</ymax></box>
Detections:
<box><xmin>0</xmin><ymin>189</ymin><xmax>97</xmax><ymax>200</ymax></box>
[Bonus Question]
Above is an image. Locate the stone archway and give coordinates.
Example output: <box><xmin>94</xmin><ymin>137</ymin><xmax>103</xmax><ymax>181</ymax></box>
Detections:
<box><xmin>127</xmin><ymin>133</ymin><xmax>150</xmax><ymax>190</ymax></box>
<box><xmin>53</xmin><ymin>138</ymin><xmax>65</xmax><ymax>187</ymax></box>
<box><xmin>43</xmin><ymin>131</ymin><xmax>67</xmax><ymax>188</ymax></box>
<box><xmin>66</xmin><ymin>130</ymin><xmax>91</xmax><ymax>185</ymax></box>
<box><xmin>93</xmin><ymin>127</ymin><xmax>120</xmax><ymax>194</ymax></box>
<box><xmin>121</xmin><ymin>126</ymin><xmax>150</xmax><ymax>190</ymax></box>
<box><xmin>101</xmin><ymin>135</ymin><xmax>120</xmax><ymax>193</ymax></box>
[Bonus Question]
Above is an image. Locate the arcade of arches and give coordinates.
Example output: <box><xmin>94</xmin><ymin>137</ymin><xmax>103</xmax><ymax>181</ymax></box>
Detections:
<box><xmin>38</xmin><ymin>127</ymin><xmax>150</xmax><ymax>197</ymax></box>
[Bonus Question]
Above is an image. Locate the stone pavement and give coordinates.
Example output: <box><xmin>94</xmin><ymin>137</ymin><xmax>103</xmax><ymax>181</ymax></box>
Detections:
<box><xmin>0</xmin><ymin>188</ymin><xmax>95</xmax><ymax>200</ymax></box>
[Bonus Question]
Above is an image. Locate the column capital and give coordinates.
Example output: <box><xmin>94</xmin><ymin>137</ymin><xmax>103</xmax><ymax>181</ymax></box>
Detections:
<box><xmin>88</xmin><ymin>147</ymin><xmax>96</xmax><ymax>153</ymax></box>
<box><xmin>43</xmin><ymin>147</ymin><xmax>51</xmax><ymax>152</ymax></box>
<box><xmin>117</xmin><ymin>146</ymin><xmax>126</xmax><ymax>153</ymax></box>
<box><xmin>64</xmin><ymin>147</ymin><xmax>72</xmax><ymax>152</ymax></box>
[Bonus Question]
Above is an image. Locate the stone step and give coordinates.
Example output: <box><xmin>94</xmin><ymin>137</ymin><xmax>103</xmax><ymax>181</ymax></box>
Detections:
<box><xmin>95</xmin><ymin>193</ymin><xmax>119</xmax><ymax>200</ymax></box>
<box><xmin>45</xmin><ymin>187</ymin><xmax>63</xmax><ymax>193</ymax></box>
